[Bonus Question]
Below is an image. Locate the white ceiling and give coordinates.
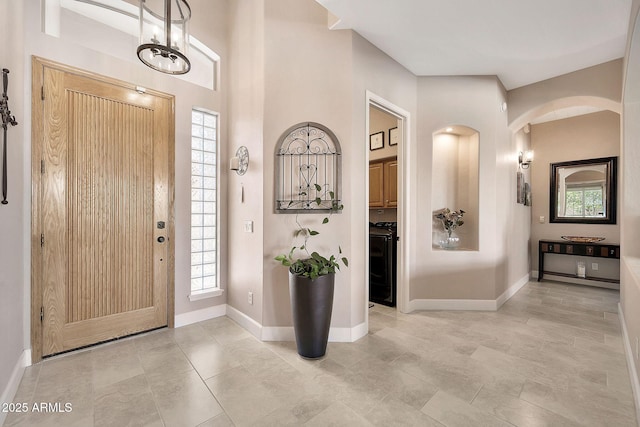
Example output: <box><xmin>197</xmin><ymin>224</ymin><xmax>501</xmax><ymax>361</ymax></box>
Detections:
<box><xmin>315</xmin><ymin>0</ymin><xmax>632</xmax><ymax>90</ymax></box>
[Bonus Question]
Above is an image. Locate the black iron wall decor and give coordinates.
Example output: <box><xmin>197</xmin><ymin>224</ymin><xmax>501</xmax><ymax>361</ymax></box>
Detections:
<box><xmin>1</xmin><ymin>68</ymin><xmax>18</xmax><ymax>205</ymax></box>
<box><xmin>275</xmin><ymin>122</ymin><xmax>342</xmax><ymax>212</ymax></box>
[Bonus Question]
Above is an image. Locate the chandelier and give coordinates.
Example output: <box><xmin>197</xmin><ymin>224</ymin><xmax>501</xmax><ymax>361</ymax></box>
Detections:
<box><xmin>137</xmin><ymin>0</ymin><xmax>191</xmax><ymax>75</ymax></box>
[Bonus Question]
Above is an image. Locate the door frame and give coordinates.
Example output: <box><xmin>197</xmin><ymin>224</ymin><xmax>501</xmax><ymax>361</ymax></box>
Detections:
<box><xmin>30</xmin><ymin>56</ymin><xmax>176</xmax><ymax>363</ymax></box>
<box><xmin>365</xmin><ymin>91</ymin><xmax>411</xmax><ymax>320</ymax></box>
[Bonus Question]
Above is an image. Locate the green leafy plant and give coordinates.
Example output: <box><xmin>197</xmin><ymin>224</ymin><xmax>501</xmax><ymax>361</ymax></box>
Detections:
<box><xmin>275</xmin><ymin>184</ymin><xmax>348</xmax><ymax>279</ymax></box>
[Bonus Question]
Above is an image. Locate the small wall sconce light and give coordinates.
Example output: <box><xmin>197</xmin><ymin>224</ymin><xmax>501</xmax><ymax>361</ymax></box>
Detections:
<box><xmin>519</xmin><ymin>150</ymin><xmax>534</xmax><ymax>169</ymax></box>
<box><xmin>230</xmin><ymin>146</ymin><xmax>249</xmax><ymax>175</ymax></box>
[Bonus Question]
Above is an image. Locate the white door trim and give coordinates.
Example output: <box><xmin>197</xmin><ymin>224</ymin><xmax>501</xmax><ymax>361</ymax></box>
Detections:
<box><xmin>365</xmin><ymin>91</ymin><xmax>412</xmax><ymax>322</ymax></box>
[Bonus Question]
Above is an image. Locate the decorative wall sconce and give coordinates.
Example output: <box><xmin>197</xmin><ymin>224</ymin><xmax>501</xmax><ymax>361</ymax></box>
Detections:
<box><xmin>519</xmin><ymin>150</ymin><xmax>534</xmax><ymax>169</ymax></box>
<box><xmin>230</xmin><ymin>146</ymin><xmax>249</xmax><ymax>175</ymax></box>
<box><xmin>137</xmin><ymin>0</ymin><xmax>191</xmax><ymax>75</ymax></box>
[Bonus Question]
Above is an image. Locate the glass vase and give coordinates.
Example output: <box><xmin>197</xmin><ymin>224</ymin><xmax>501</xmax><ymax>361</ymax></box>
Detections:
<box><xmin>439</xmin><ymin>230</ymin><xmax>460</xmax><ymax>250</ymax></box>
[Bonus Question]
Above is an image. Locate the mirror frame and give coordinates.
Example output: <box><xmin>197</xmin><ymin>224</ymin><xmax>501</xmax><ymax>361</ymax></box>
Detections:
<box><xmin>549</xmin><ymin>156</ymin><xmax>617</xmax><ymax>224</ymax></box>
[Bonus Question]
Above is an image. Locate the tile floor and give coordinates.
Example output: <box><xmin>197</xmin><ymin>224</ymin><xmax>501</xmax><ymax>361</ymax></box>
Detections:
<box><xmin>3</xmin><ymin>281</ymin><xmax>638</xmax><ymax>426</ymax></box>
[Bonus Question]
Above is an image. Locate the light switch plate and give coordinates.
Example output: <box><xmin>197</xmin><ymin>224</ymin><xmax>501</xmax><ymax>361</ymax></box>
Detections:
<box><xmin>539</xmin><ymin>216</ymin><xmax>545</xmax><ymax>223</ymax></box>
<box><xmin>244</xmin><ymin>220</ymin><xmax>253</xmax><ymax>233</ymax></box>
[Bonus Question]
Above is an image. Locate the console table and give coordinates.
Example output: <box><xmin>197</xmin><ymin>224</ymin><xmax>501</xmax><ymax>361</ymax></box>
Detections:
<box><xmin>538</xmin><ymin>239</ymin><xmax>620</xmax><ymax>284</ymax></box>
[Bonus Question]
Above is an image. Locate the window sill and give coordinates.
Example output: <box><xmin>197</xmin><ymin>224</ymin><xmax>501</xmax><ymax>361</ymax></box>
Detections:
<box><xmin>189</xmin><ymin>288</ymin><xmax>224</xmax><ymax>302</ymax></box>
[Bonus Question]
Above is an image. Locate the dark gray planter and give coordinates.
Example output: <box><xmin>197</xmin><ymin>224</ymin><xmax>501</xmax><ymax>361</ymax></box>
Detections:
<box><xmin>288</xmin><ymin>271</ymin><xmax>335</xmax><ymax>359</ymax></box>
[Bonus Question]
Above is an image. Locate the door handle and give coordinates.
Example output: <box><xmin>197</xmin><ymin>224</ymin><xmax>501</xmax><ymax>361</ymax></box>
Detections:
<box><xmin>157</xmin><ymin>236</ymin><xmax>165</xmax><ymax>243</ymax></box>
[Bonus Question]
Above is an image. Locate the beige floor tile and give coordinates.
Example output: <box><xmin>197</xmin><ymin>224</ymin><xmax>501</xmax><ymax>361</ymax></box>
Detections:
<box><xmin>421</xmin><ymin>389</ymin><xmax>513</xmax><ymax>427</ymax></box>
<box><xmin>148</xmin><ymin>368</ymin><xmax>224</xmax><ymax>427</ymax></box>
<box><xmin>254</xmin><ymin>395</ymin><xmax>334</xmax><ymax>426</ymax></box>
<box><xmin>198</xmin><ymin>412</ymin><xmax>235</xmax><ymax>427</ymax></box>
<box><xmin>471</xmin><ymin>345</ymin><xmax>573</xmax><ymax>391</ymax></box>
<box><xmin>364</xmin><ymin>395</ymin><xmax>445</xmax><ymax>426</ymax></box>
<box><xmin>179</xmin><ymin>339</ymin><xmax>242</xmax><ymax>380</ymax></box>
<box><xmin>9</xmin><ymin>363</ymin><xmax>41</xmax><ymax>403</ymax></box>
<box><xmin>200</xmin><ymin>317</ymin><xmax>253</xmax><ymax>345</ymax></box>
<box><xmin>91</xmin><ymin>341</ymin><xmax>145</xmax><ymax>390</ymax></box>
<box><xmin>138</xmin><ymin>341</ymin><xmax>195</xmax><ymax>376</ymax></box>
<box><xmin>471</xmin><ymin>385</ymin><xmax>581</xmax><ymax>427</ymax></box>
<box><xmin>93</xmin><ymin>374</ymin><xmax>163</xmax><ymax>427</ymax></box>
<box><xmin>170</xmin><ymin>323</ymin><xmax>215</xmax><ymax>348</ymax></box>
<box><xmin>5</xmin><ymin>281</ymin><xmax>636</xmax><ymax>427</ymax></box>
<box><xmin>205</xmin><ymin>366</ymin><xmax>290</xmax><ymax>426</ymax></box>
<box><xmin>304</xmin><ymin>401</ymin><xmax>373</xmax><ymax>426</ymax></box>
<box><xmin>133</xmin><ymin>328</ymin><xmax>177</xmax><ymax>353</ymax></box>
<box><xmin>323</xmin><ymin>342</ymin><xmax>371</xmax><ymax>368</ymax></box>
<box><xmin>520</xmin><ymin>379</ymin><xmax>637</xmax><ymax>427</ymax></box>
<box><xmin>390</xmin><ymin>351</ymin><xmax>485</xmax><ymax>402</ymax></box>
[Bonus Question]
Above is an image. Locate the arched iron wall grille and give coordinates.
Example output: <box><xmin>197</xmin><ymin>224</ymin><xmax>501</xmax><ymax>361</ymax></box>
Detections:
<box><xmin>275</xmin><ymin>122</ymin><xmax>342</xmax><ymax>212</ymax></box>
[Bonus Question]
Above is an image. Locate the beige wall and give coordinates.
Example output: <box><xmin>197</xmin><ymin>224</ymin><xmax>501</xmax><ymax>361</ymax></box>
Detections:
<box><xmin>529</xmin><ymin>111</ymin><xmax>621</xmax><ymax>281</ymax></box>
<box><xmin>507</xmin><ymin>59</ymin><xmax>623</xmax><ymax>131</ymax></box>
<box><xmin>413</xmin><ymin>76</ymin><xmax>527</xmax><ymax>301</ymax></box>
<box><xmin>227</xmin><ymin>0</ymin><xmax>265</xmax><ymax>324</ymax></box>
<box><xmin>261</xmin><ymin>0</ymin><xmax>355</xmax><ymax>327</ymax></box>
<box><xmin>351</xmin><ymin>32</ymin><xmax>418</xmax><ymax>318</ymax></box>
<box><xmin>621</xmin><ymin>0</ymin><xmax>640</xmax><ymax>410</ymax></box>
<box><xmin>0</xmin><ymin>0</ymin><xmax>26</xmax><ymax>413</ymax></box>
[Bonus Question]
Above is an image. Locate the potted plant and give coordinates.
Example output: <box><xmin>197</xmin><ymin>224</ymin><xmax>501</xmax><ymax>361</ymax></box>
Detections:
<box><xmin>275</xmin><ymin>184</ymin><xmax>348</xmax><ymax>359</ymax></box>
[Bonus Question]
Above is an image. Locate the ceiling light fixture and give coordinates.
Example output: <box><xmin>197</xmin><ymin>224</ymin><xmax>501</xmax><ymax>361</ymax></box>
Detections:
<box><xmin>137</xmin><ymin>0</ymin><xmax>191</xmax><ymax>75</ymax></box>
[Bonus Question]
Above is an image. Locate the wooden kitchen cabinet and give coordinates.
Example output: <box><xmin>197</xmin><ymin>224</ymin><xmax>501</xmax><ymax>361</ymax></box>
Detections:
<box><xmin>369</xmin><ymin>157</ymin><xmax>397</xmax><ymax>208</ymax></box>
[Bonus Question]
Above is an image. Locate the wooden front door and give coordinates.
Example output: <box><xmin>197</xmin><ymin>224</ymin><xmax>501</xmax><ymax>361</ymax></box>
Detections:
<box><xmin>31</xmin><ymin>57</ymin><xmax>174</xmax><ymax>359</ymax></box>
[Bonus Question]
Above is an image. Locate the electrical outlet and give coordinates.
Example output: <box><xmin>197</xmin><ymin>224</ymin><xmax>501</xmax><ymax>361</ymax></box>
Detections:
<box><xmin>591</xmin><ymin>263</ymin><xmax>599</xmax><ymax>271</ymax></box>
<box><xmin>244</xmin><ymin>220</ymin><xmax>253</xmax><ymax>233</ymax></box>
<box><xmin>539</xmin><ymin>216</ymin><xmax>545</xmax><ymax>224</ymax></box>
<box><xmin>248</xmin><ymin>291</ymin><xmax>253</xmax><ymax>305</ymax></box>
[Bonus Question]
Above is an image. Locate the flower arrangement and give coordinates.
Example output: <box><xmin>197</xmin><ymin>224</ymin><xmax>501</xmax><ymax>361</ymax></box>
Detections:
<box><xmin>434</xmin><ymin>208</ymin><xmax>465</xmax><ymax>237</ymax></box>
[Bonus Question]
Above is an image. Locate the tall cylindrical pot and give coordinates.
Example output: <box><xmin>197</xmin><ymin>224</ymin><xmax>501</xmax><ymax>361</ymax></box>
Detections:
<box><xmin>289</xmin><ymin>271</ymin><xmax>335</xmax><ymax>359</ymax></box>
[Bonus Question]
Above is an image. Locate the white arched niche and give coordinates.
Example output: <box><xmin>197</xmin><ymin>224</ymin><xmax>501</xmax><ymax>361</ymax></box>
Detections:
<box><xmin>431</xmin><ymin>125</ymin><xmax>479</xmax><ymax>251</ymax></box>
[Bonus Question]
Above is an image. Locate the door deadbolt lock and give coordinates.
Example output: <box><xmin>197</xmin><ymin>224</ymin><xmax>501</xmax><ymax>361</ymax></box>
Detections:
<box><xmin>157</xmin><ymin>221</ymin><xmax>165</xmax><ymax>229</ymax></box>
<box><xmin>157</xmin><ymin>236</ymin><xmax>165</xmax><ymax>243</ymax></box>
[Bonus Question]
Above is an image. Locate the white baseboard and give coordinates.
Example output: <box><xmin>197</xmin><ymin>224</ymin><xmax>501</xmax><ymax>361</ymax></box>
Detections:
<box><xmin>537</xmin><ymin>273</ymin><xmax>619</xmax><ymax>290</ymax></box>
<box><xmin>532</xmin><ymin>270</ymin><xmax>539</xmax><ymax>279</ymax></box>
<box><xmin>328</xmin><ymin>321</ymin><xmax>368</xmax><ymax>342</ymax></box>
<box><xmin>225</xmin><ymin>304</ymin><xmax>263</xmax><ymax>340</ymax></box>
<box><xmin>618</xmin><ymin>303</ymin><xmax>640</xmax><ymax>426</ymax></box>
<box><xmin>262</xmin><ymin>321</ymin><xmax>368</xmax><ymax>343</ymax></box>
<box><xmin>0</xmin><ymin>349</ymin><xmax>31</xmax><ymax>426</ymax></box>
<box><xmin>262</xmin><ymin>327</ymin><xmax>294</xmax><ymax>341</ymax></box>
<box><xmin>351</xmin><ymin>321</ymin><xmax>368</xmax><ymax>342</ymax></box>
<box><xmin>408</xmin><ymin>298</ymin><xmax>498</xmax><ymax>311</ymax></box>
<box><xmin>176</xmin><ymin>304</ymin><xmax>367</xmax><ymax>344</ymax></box>
<box><xmin>174</xmin><ymin>304</ymin><xmax>227</xmax><ymax>328</ymax></box>
<box><xmin>408</xmin><ymin>274</ymin><xmax>531</xmax><ymax>312</ymax></box>
<box><xmin>496</xmin><ymin>274</ymin><xmax>530</xmax><ymax>309</ymax></box>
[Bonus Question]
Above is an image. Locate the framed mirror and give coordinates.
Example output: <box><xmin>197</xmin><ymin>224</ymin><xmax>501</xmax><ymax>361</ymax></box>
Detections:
<box><xmin>550</xmin><ymin>156</ymin><xmax>617</xmax><ymax>224</ymax></box>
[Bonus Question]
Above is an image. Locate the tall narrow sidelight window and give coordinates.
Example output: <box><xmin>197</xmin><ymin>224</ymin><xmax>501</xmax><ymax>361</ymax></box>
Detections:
<box><xmin>191</xmin><ymin>109</ymin><xmax>219</xmax><ymax>297</ymax></box>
